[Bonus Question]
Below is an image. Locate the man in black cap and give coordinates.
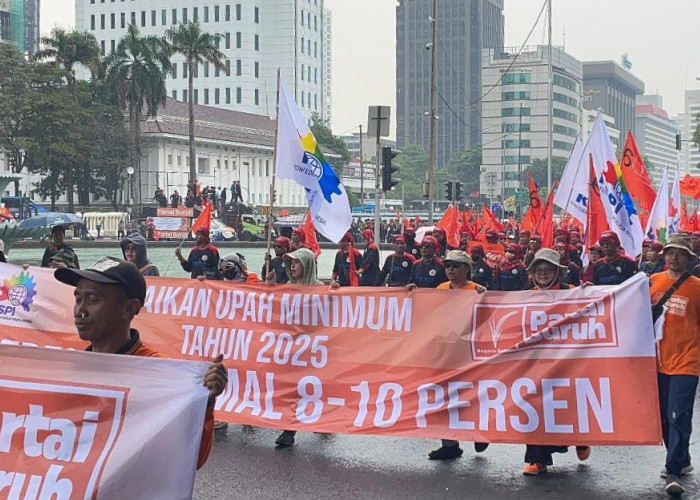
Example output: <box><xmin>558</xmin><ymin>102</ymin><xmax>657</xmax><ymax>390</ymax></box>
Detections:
<box><xmin>54</xmin><ymin>256</ymin><xmax>228</xmax><ymax>469</ymax></box>
<box><xmin>41</xmin><ymin>225</ymin><xmax>79</xmax><ymax>269</ymax></box>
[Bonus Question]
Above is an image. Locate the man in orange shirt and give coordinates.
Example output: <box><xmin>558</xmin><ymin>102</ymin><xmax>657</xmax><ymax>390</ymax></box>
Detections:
<box><xmin>54</xmin><ymin>257</ymin><xmax>228</xmax><ymax>470</ymax></box>
<box><xmin>429</xmin><ymin>250</ymin><xmax>487</xmax><ymax>460</ymax></box>
<box><xmin>650</xmin><ymin>234</ymin><xmax>700</xmax><ymax>496</ymax></box>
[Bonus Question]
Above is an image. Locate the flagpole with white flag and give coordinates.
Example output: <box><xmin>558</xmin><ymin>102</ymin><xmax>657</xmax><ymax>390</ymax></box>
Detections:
<box><xmin>553</xmin><ymin>134</ymin><xmax>586</xmax><ymax>223</ymax></box>
<box><xmin>645</xmin><ymin>169</ymin><xmax>669</xmax><ymax>242</ymax></box>
<box><xmin>274</xmin><ymin>77</ymin><xmax>352</xmax><ymax>243</ymax></box>
<box><xmin>669</xmin><ymin>161</ymin><xmax>681</xmax><ymax>237</ymax></box>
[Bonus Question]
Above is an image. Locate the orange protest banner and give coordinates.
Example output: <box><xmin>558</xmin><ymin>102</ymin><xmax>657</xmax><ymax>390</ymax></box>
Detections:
<box><xmin>0</xmin><ymin>264</ymin><xmax>661</xmax><ymax>446</ymax></box>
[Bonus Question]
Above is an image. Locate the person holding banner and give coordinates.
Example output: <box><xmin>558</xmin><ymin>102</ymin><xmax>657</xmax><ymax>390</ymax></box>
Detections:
<box><xmin>262</xmin><ymin>236</ymin><xmax>291</xmax><ymax>284</ymax></box>
<box><xmin>650</xmin><ymin>234</ymin><xmax>700</xmax><ymax>496</ymax></box>
<box><xmin>360</xmin><ymin>229</ymin><xmax>381</xmax><ymax>287</ymax></box>
<box><xmin>407</xmin><ymin>236</ymin><xmax>447</xmax><ymax>291</ymax></box>
<box><xmin>495</xmin><ymin>244</ymin><xmax>529</xmax><ymax>291</ymax></box>
<box><xmin>376</xmin><ymin>235</ymin><xmax>415</xmax><ymax>287</ymax></box>
<box><xmin>469</xmin><ymin>244</ymin><xmax>493</xmax><ymax>290</ymax></box>
<box><xmin>53</xmin><ymin>257</ymin><xmax>228</xmax><ymax>469</ymax></box>
<box><xmin>523</xmin><ymin>248</ymin><xmax>591</xmax><ymax>475</ymax></box>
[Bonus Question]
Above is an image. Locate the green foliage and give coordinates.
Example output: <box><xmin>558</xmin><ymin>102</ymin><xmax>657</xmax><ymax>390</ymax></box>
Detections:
<box><xmin>443</xmin><ymin>146</ymin><xmax>482</xmax><ymax>198</ymax></box>
<box><xmin>392</xmin><ymin>144</ymin><xmax>429</xmax><ymax>201</ymax></box>
<box><xmin>526</xmin><ymin>156</ymin><xmax>568</xmax><ymax>193</ymax></box>
<box><xmin>310</xmin><ymin>113</ymin><xmax>350</xmax><ymax>174</ymax></box>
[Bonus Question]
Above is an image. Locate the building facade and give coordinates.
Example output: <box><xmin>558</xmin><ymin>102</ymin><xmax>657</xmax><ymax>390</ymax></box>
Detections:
<box><xmin>673</xmin><ymin>89</ymin><xmax>700</xmax><ymax>176</ymax></box>
<box><xmin>396</xmin><ymin>0</ymin><xmax>504</xmax><ymax>167</ymax></box>
<box><xmin>480</xmin><ymin>45</ymin><xmax>583</xmax><ymax>199</ymax></box>
<box><xmin>634</xmin><ymin>94</ymin><xmax>680</xmax><ymax>186</ymax></box>
<box><xmin>582</xmin><ymin>60</ymin><xmax>644</xmax><ymax>141</ymax></box>
<box><xmin>0</xmin><ymin>0</ymin><xmax>39</xmax><ymax>55</ymax></box>
<box><xmin>75</xmin><ymin>0</ymin><xmax>330</xmax><ymax>121</ymax></box>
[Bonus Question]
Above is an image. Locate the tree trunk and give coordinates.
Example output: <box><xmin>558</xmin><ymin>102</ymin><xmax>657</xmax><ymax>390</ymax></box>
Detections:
<box><xmin>188</xmin><ymin>58</ymin><xmax>196</xmax><ymax>193</ymax></box>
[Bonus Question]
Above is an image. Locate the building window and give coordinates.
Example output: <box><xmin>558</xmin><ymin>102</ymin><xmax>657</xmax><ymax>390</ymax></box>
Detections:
<box><xmin>121</xmin><ymin>12</ymin><xmax>126</xmax><ymax>28</ymax></box>
<box><xmin>182</xmin><ymin>8</ymin><xmax>187</xmax><ymax>23</ymax></box>
<box><xmin>193</xmin><ymin>89</ymin><xmax>198</xmax><ymax>104</ymax></box>
<box><xmin>214</xmin><ymin>5</ymin><xmax>219</xmax><ymax>22</ymax></box>
<box><xmin>225</xmin><ymin>59</ymin><xmax>231</xmax><ymax>77</ymax></box>
<box><xmin>553</xmin><ymin>107</ymin><xmax>579</xmax><ymax>123</ymax></box>
<box><xmin>301</xmin><ymin>9</ymin><xmax>304</xmax><ymax>26</ymax></box>
<box><xmin>502</xmin><ymin>72</ymin><xmax>531</xmax><ymax>84</ymax></box>
<box><xmin>553</xmin><ymin>92</ymin><xmax>579</xmax><ymax>108</ymax></box>
<box><xmin>203</xmin><ymin>6</ymin><xmax>209</xmax><ymax>23</ymax></box>
<box><xmin>100</xmin><ymin>40</ymin><xmax>105</xmax><ymax>55</ymax></box>
<box><xmin>553</xmin><ymin>140</ymin><xmax>573</xmax><ymax>152</ymax></box>
<box><xmin>502</xmin><ymin>139</ymin><xmax>531</xmax><ymax>148</ymax></box>
<box><xmin>502</xmin><ymin>107</ymin><xmax>530</xmax><ymax>117</ymax></box>
<box><xmin>140</xmin><ymin>11</ymin><xmax>145</xmax><ymax>27</ymax></box>
<box><xmin>193</xmin><ymin>7</ymin><xmax>198</xmax><ymax>22</ymax></box>
<box><xmin>203</xmin><ymin>62</ymin><xmax>209</xmax><ymax>77</ymax></box>
<box><xmin>172</xmin><ymin>64</ymin><xmax>177</xmax><ymax>78</ymax></box>
<box><xmin>226</xmin><ymin>88</ymin><xmax>231</xmax><ymax>104</ymax></box>
<box><xmin>236</xmin><ymin>87</ymin><xmax>242</xmax><ymax>104</ymax></box>
<box><xmin>254</xmin><ymin>7</ymin><xmax>259</xmax><ymax>23</ymax></box>
<box><xmin>503</xmin><ymin>155</ymin><xmax>530</xmax><ymax>165</ymax></box>
<box><xmin>255</xmin><ymin>89</ymin><xmax>259</xmax><ymax>105</ymax></box>
<box><xmin>254</xmin><ymin>62</ymin><xmax>259</xmax><ymax>78</ymax></box>
<box><xmin>110</xmin><ymin>39</ymin><xmax>115</xmax><ymax>54</ymax></box>
<box><xmin>236</xmin><ymin>59</ymin><xmax>242</xmax><ymax>76</ymax></box>
<box><xmin>214</xmin><ymin>88</ymin><xmax>220</xmax><ymax>104</ymax></box>
<box><xmin>90</xmin><ymin>15</ymin><xmax>95</xmax><ymax>30</ymax></box>
<box><xmin>110</xmin><ymin>13</ymin><xmax>115</xmax><ymax>29</ymax></box>
<box><xmin>236</xmin><ymin>4</ymin><xmax>242</xmax><ymax>21</ymax></box>
<box><xmin>131</xmin><ymin>11</ymin><xmax>136</xmax><ymax>25</ymax></box>
<box><xmin>254</xmin><ymin>35</ymin><xmax>259</xmax><ymax>51</ymax></box>
<box><xmin>215</xmin><ymin>64</ymin><xmax>220</xmax><ymax>77</ymax></box>
<box><xmin>183</xmin><ymin>62</ymin><xmax>188</xmax><ymax>78</ymax></box>
<box><xmin>301</xmin><ymin>37</ymin><xmax>304</xmax><ymax>54</ymax></box>
<box><xmin>225</xmin><ymin>32</ymin><xmax>230</xmax><ymax>49</ymax></box>
<box><xmin>502</xmin><ymin>123</ymin><xmax>531</xmax><ymax>132</ymax></box>
<box><xmin>100</xmin><ymin>14</ymin><xmax>105</xmax><ymax>29</ymax></box>
<box><xmin>172</xmin><ymin>89</ymin><xmax>177</xmax><ymax>99</ymax></box>
<box><xmin>161</xmin><ymin>9</ymin><xmax>166</xmax><ymax>25</ymax></box>
<box><xmin>301</xmin><ymin>64</ymin><xmax>304</xmax><ymax>81</ymax></box>
<box><xmin>171</xmin><ymin>8</ymin><xmax>177</xmax><ymax>24</ymax></box>
<box><xmin>236</xmin><ymin>32</ymin><xmax>241</xmax><ymax>49</ymax></box>
<box><xmin>204</xmin><ymin>89</ymin><xmax>209</xmax><ymax>104</ymax></box>
<box><xmin>182</xmin><ymin>90</ymin><xmax>187</xmax><ymax>102</ymax></box>
<box><xmin>502</xmin><ymin>91</ymin><xmax>531</xmax><ymax>100</ymax></box>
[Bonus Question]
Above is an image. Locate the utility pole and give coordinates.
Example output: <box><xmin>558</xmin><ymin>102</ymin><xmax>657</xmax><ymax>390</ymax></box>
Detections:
<box><xmin>517</xmin><ymin>102</ymin><xmax>523</xmax><ymax>215</ymax></box>
<box><xmin>546</xmin><ymin>0</ymin><xmax>553</xmax><ymax>193</ymax></box>
<box><xmin>427</xmin><ymin>0</ymin><xmax>438</xmax><ymax>224</ymax></box>
<box><xmin>359</xmin><ymin>124</ymin><xmax>364</xmax><ymax>203</ymax></box>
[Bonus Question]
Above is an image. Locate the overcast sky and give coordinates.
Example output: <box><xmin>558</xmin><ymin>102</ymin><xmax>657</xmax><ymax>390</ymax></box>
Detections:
<box><xmin>42</xmin><ymin>0</ymin><xmax>700</xmax><ymax>138</ymax></box>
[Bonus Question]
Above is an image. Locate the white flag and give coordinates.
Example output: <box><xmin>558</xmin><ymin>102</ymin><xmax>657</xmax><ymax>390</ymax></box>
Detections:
<box><xmin>645</xmin><ymin>169</ymin><xmax>669</xmax><ymax>241</ymax></box>
<box><xmin>553</xmin><ymin>135</ymin><xmax>586</xmax><ymax>223</ymax></box>
<box><xmin>274</xmin><ymin>77</ymin><xmax>352</xmax><ymax>243</ymax></box>
<box><xmin>583</xmin><ymin>111</ymin><xmax>645</xmax><ymax>257</ymax></box>
<box><xmin>668</xmin><ymin>163</ymin><xmax>681</xmax><ymax>237</ymax></box>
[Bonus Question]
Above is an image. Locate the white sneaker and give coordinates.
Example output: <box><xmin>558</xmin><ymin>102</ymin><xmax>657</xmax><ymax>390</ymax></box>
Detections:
<box><xmin>660</xmin><ymin>464</ymin><xmax>693</xmax><ymax>478</ymax></box>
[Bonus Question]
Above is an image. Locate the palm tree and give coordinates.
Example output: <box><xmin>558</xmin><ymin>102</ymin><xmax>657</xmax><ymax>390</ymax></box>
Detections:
<box><xmin>166</xmin><ymin>22</ymin><xmax>226</xmax><ymax>193</ymax></box>
<box><xmin>34</xmin><ymin>29</ymin><xmax>101</xmax><ymax>211</ymax></box>
<box><xmin>34</xmin><ymin>28</ymin><xmax>101</xmax><ymax>102</ymax></box>
<box><xmin>105</xmin><ymin>25</ymin><xmax>172</xmax><ymax>215</ymax></box>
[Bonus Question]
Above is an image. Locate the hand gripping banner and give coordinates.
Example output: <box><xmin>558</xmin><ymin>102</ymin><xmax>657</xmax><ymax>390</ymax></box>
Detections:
<box><xmin>0</xmin><ymin>264</ymin><xmax>661</xmax><ymax>446</ymax></box>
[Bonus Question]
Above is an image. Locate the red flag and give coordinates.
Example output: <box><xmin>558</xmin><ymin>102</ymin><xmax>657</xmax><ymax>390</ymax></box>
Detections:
<box><xmin>680</xmin><ymin>199</ymin><xmax>690</xmax><ymax>231</ymax></box>
<box><xmin>191</xmin><ymin>202</ymin><xmax>212</xmax><ymax>234</ymax></box>
<box><xmin>348</xmin><ymin>248</ymin><xmax>359</xmax><ymax>286</ymax></box>
<box><xmin>680</xmin><ymin>174</ymin><xmax>700</xmax><ymax>200</ymax></box>
<box><xmin>619</xmin><ymin>131</ymin><xmax>656</xmax><ymax>229</ymax></box>
<box><xmin>586</xmin><ymin>154</ymin><xmax>610</xmax><ymax>248</ymax></box>
<box><xmin>302</xmin><ymin>210</ymin><xmax>321</xmax><ymax>257</ymax></box>
<box><xmin>536</xmin><ymin>189</ymin><xmax>556</xmax><ymax>249</ymax></box>
<box><xmin>461</xmin><ymin>209</ymin><xmax>474</xmax><ymax>233</ymax></box>
<box><xmin>521</xmin><ymin>173</ymin><xmax>544</xmax><ymax>232</ymax></box>
<box><xmin>436</xmin><ymin>204</ymin><xmax>461</xmax><ymax>248</ymax></box>
<box><xmin>481</xmin><ymin>204</ymin><xmax>505</xmax><ymax>232</ymax></box>
<box><xmin>688</xmin><ymin>208</ymin><xmax>699</xmax><ymax>231</ymax></box>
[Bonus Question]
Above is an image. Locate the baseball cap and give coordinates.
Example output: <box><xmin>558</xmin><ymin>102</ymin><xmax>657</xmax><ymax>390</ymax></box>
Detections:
<box><xmin>55</xmin><ymin>257</ymin><xmax>147</xmax><ymax>305</ymax></box>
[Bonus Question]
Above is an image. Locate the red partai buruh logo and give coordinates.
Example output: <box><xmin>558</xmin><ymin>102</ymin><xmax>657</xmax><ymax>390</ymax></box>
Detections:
<box><xmin>0</xmin><ymin>378</ymin><xmax>127</xmax><ymax>499</ymax></box>
<box><xmin>471</xmin><ymin>297</ymin><xmax>618</xmax><ymax>360</ymax></box>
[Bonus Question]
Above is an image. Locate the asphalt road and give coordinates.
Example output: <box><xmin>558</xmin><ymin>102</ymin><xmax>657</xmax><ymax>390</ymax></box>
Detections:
<box><xmin>193</xmin><ymin>401</ymin><xmax>700</xmax><ymax>500</ymax></box>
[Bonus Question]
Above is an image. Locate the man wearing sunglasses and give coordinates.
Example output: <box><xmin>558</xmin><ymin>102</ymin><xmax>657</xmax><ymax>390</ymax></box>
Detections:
<box><xmin>407</xmin><ymin>236</ymin><xmax>447</xmax><ymax>290</ymax></box>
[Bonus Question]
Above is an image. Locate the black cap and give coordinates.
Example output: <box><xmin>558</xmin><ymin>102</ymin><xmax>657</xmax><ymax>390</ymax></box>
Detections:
<box><xmin>55</xmin><ymin>257</ymin><xmax>147</xmax><ymax>304</ymax></box>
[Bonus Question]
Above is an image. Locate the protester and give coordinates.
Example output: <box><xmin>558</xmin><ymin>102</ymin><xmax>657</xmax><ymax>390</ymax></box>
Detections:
<box><xmin>120</xmin><ymin>232</ymin><xmax>160</xmax><ymax>276</ymax></box>
<box><xmin>265</xmin><ymin>248</ymin><xmax>325</xmax><ymax>447</ymax></box>
<box><xmin>580</xmin><ymin>245</ymin><xmax>602</xmax><ymax>284</ymax></box>
<box><xmin>41</xmin><ymin>225</ymin><xmax>79</xmax><ymax>269</ymax></box>
<box><xmin>360</xmin><ymin>229</ymin><xmax>381</xmax><ymax>286</ymax></box>
<box><xmin>482</xmin><ymin>230</ymin><xmax>506</xmax><ymax>270</ymax></box>
<box><xmin>469</xmin><ymin>244</ymin><xmax>493</xmax><ymax>289</ymax></box>
<box><xmin>407</xmin><ymin>236</ymin><xmax>447</xmax><ymax>290</ymax></box>
<box><xmin>689</xmin><ymin>231</ymin><xmax>700</xmax><ymax>278</ymax></box>
<box><xmin>290</xmin><ymin>227</ymin><xmax>309</xmax><ymax>251</ymax></box>
<box><xmin>431</xmin><ymin>227</ymin><xmax>450</xmax><ymax>258</ymax></box>
<box><xmin>554</xmin><ymin>242</ymin><xmax>581</xmax><ymax>286</ymax></box>
<box><xmin>592</xmin><ymin>230</ymin><xmax>637</xmax><ymax>285</ymax></box>
<box><xmin>495</xmin><ymin>244</ymin><xmax>529</xmax><ymax>290</ymax></box>
<box><xmin>518</xmin><ymin>230</ymin><xmax>531</xmax><ymax>247</ymax></box>
<box><xmin>524</xmin><ymin>235</ymin><xmax>542</xmax><ymax>268</ymax></box>
<box><xmin>404</xmin><ymin>226</ymin><xmax>420</xmax><ymax>260</ymax></box>
<box><xmin>170</xmin><ymin>190</ymin><xmax>182</xmax><ymax>208</ymax></box>
<box><xmin>650</xmin><ymin>234</ymin><xmax>700</xmax><ymax>495</ymax></box>
<box><xmin>331</xmin><ymin>232</ymin><xmax>363</xmax><ymax>287</ymax></box>
<box><xmin>53</xmin><ymin>256</ymin><xmax>228</xmax><ymax>469</ymax></box>
<box><xmin>262</xmin><ymin>236</ymin><xmax>291</xmax><ymax>284</ymax></box>
<box><xmin>376</xmin><ymin>235</ymin><xmax>415</xmax><ymax>287</ymax></box>
<box><xmin>48</xmin><ymin>248</ymin><xmax>79</xmax><ymax>269</ymax></box>
<box><xmin>458</xmin><ymin>230</ymin><xmax>473</xmax><ymax>252</ymax></box>
<box><xmin>639</xmin><ymin>241</ymin><xmax>665</xmax><ymax>276</ymax></box>
<box><xmin>522</xmin><ymin>248</ymin><xmax>591</xmax><ymax>475</ymax></box>
<box><xmin>219</xmin><ymin>252</ymin><xmax>259</xmax><ymax>284</ymax></box>
<box><xmin>429</xmin><ymin>250</ymin><xmax>488</xmax><ymax>459</ymax></box>
<box><xmin>175</xmin><ymin>227</ymin><xmax>221</xmax><ymax>279</ymax></box>
<box><xmin>554</xmin><ymin>228</ymin><xmax>582</xmax><ymax>268</ymax></box>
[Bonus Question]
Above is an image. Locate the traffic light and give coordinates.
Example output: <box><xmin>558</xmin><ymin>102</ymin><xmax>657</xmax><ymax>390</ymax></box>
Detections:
<box><xmin>381</xmin><ymin>146</ymin><xmax>400</xmax><ymax>191</ymax></box>
<box><xmin>454</xmin><ymin>181</ymin><xmax>462</xmax><ymax>200</ymax></box>
<box><xmin>444</xmin><ymin>181</ymin><xmax>453</xmax><ymax>201</ymax></box>
<box><xmin>676</xmin><ymin>133</ymin><xmax>682</xmax><ymax>151</ymax></box>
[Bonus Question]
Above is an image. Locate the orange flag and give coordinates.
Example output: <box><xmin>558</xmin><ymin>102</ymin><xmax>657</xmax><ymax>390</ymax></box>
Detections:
<box><xmin>619</xmin><ymin>131</ymin><xmax>656</xmax><ymax>229</ymax></box>
<box><xmin>461</xmin><ymin>209</ymin><xmax>474</xmax><ymax>234</ymax></box>
<box><xmin>191</xmin><ymin>202</ymin><xmax>212</xmax><ymax>234</ymax></box>
<box><xmin>680</xmin><ymin>199</ymin><xmax>690</xmax><ymax>231</ymax></box>
<box><xmin>481</xmin><ymin>204</ymin><xmax>505</xmax><ymax>232</ymax></box>
<box><xmin>586</xmin><ymin>155</ymin><xmax>610</xmax><ymax>249</ymax></box>
<box><xmin>536</xmin><ymin>189</ymin><xmax>556</xmax><ymax>249</ymax></box>
<box><xmin>680</xmin><ymin>174</ymin><xmax>700</xmax><ymax>200</ymax></box>
<box><xmin>521</xmin><ymin>173</ymin><xmax>544</xmax><ymax>232</ymax></box>
<box><xmin>302</xmin><ymin>210</ymin><xmax>321</xmax><ymax>257</ymax></box>
<box><xmin>437</xmin><ymin>204</ymin><xmax>461</xmax><ymax>248</ymax></box>
<box><xmin>688</xmin><ymin>208</ymin><xmax>699</xmax><ymax>231</ymax></box>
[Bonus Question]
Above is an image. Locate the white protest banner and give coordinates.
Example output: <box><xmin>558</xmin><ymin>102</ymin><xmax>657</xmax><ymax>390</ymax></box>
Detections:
<box><xmin>0</xmin><ymin>344</ymin><xmax>209</xmax><ymax>500</ymax></box>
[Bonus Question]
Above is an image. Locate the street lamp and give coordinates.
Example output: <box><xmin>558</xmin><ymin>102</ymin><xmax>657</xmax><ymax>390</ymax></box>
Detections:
<box><xmin>126</xmin><ymin>166</ymin><xmax>134</xmax><ymax>208</ymax></box>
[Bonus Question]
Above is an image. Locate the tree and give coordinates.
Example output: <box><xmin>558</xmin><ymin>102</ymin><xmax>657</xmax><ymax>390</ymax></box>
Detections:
<box><xmin>443</xmin><ymin>146</ymin><xmax>482</xmax><ymax>199</ymax></box>
<box><xmin>394</xmin><ymin>144</ymin><xmax>429</xmax><ymax>201</ymax></box>
<box><xmin>34</xmin><ymin>28</ymin><xmax>101</xmax><ymax>102</ymax></box>
<box><xmin>105</xmin><ymin>25</ymin><xmax>172</xmax><ymax>214</ymax></box>
<box><xmin>525</xmin><ymin>156</ymin><xmax>567</xmax><ymax>194</ymax></box>
<box><xmin>310</xmin><ymin>113</ymin><xmax>351</xmax><ymax>174</ymax></box>
<box><xmin>166</xmin><ymin>22</ymin><xmax>226</xmax><ymax>192</ymax></box>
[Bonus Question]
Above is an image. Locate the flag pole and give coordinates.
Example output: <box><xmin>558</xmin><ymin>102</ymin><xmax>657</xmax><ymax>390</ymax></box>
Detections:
<box><xmin>264</xmin><ymin>69</ymin><xmax>282</xmax><ymax>278</ymax></box>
